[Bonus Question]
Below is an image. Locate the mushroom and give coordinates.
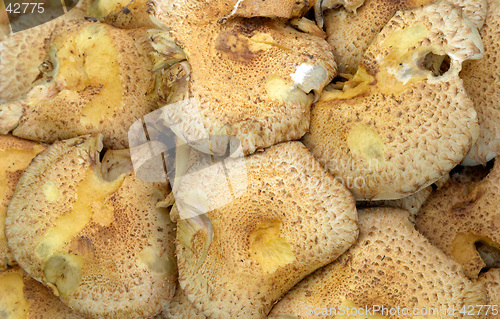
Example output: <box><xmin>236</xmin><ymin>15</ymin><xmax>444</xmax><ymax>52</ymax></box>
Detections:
<box><xmin>0</xmin><ymin>135</ymin><xmax>45</xmax><ymax>271</ymax></box>
<box><xmin>303</xmin><ymin>0</ymin><xmax>483</xmax><ymax>200</ymax></box>
<box><xmin>415</xmin><ymin>159</ymin><xmax>500</xmax><ymax>279</ymax></box>
<box><xmin>478</xmin><ymin>269</ymin><xmax>500</xmax><ymax>319</ymax></box>
<box><xmin>324</xmin><ymin>0</ymin><xmax>487</xmax><ymax>74</ymax></box>
<box><xmin>5</xmin><ymin>134</ymin><xmax>176</xmax><ymax>318</ymax></box>
<box><xmin>461</xmin><ymin>0</ymin><xmax>500</xmax><ymax>165</ymax></box>
<box><xmin>163</xmin><ymin>283</ymin><xmax>206</xmax><ymax>319</ymax></box>
<box><xmin>149</xmin><ymin>0</ymin><xmax>337</xmax><ymax>156</ymax></box>
<box><xmin>173</xmin><ymin>142</ymin><xmax>358</xmax><ymax>318</ymax></box>
<box><xmin>0</xmin><ymin>267</ymin><xmax>87</xmax><ymax>318</ymax></box>
<box><xmin>269</xmin><ymin>207</ymin><xmax>488</xmax><ymax>318</ymax></box>
<box><xmin>86</xmin><ymin>0</ymin><xmax>156</xmax><ymax>29</ymax></box>
<box><xmin>1</xmin><ymin>21</ymin><xmax>165</xmax><ymax>149</ymax></box>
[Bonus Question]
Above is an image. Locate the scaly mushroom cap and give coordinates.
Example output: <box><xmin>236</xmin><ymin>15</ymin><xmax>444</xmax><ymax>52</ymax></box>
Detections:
<box><xmin>221</xmin><ymin>0</ymin><xmax>314</xmax><ymax>20</ymax></box>
<box><xmin>324</xmin><ymin>0</ymin><xmax>487</xmax><ymax>74</ymax></box>
<box><xmin>415</xmin><ymin>159</ymin><xmax>500</xmax><ymax>279</ymax></box>
<box><xmin>174</xmin><ymin>142</ymin><xmax>358</xmax><ymax>318</ymax></box>
<box><xmin>0</xmin><ymin>135</ymin><xmax>45</xmax><ymax>270</ymax></box>
<box><xmin>4</xmin><ymin>21</ymin><xmax>160</xmax><ymax>149</ymax></box>
<box><xmin>303</xmin><ymin>1</ymin><xmax>482</xmax><ymax>200</ymax></box>
<box><xmin>478</xmin><ymin>269</ymin><xmax>500</xmax><ymax>319</ymax></box>
<box><xmin>461</xmin><ymin>0</ymin><xmax>500</xmax><ymax>165</ymax></box>
<box><xmin>269</xmin><ymin>207</ymin><xmax>488</xmax><ymax>319</ymax></box>
<box><xmin>150</xmin><ymin>1</ymin><xmax>337</xmax><ymax>155</ymax></box>
<box><xmin>0</xmin><ymin>7</ymin><xmax>85</xmax><ymax>101</ymax></box>
<box><xmin>86</xmin><ymin>0</ymin><xmax>156</xmax><ymax>29</ymax></box>
<box><xmin>163</xmin><ymin>283</ymin><xmax>206</xmax><ymax>319</ymax></box>
<box><xmin>0</xmin><ymin>267</ymin><xmax>87</xmax><ymax>319</ymax></box>
<box><xmin>5</xmin><ymin>134</ymin><xmax>176</xmax><ymax>318</ymax></box>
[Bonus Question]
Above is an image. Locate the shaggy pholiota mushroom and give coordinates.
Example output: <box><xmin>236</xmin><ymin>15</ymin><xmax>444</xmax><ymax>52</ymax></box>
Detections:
<box><xmin>173</xmin><ymin>142</ymin><xmax>358</xmax><ymax>318</ymax></box>
<box><xmin>415</xmin><ymin>159</ymin><xmax>500</xmax><ymax>279</ymax></box>
<box><xmin>478</xmin><ymin>269</ymin><xmax>500</xmax><ymax>319</ymax></box>
<box><xmin>150</xmin><ymin>0</ymin><xmax>337</xmax><ymax>156</ymax></box>
<box><xmin>162</xmin><ymin>283</ymin><xmax>205</xmax><ymax>319</ymax></box>
<box><xmin>303</xmin><ymin>0</ymin><xmax>483</xmax><ymax>200</ymax></box>
<box><xmin>86</xmin><ymin>0</ymin><xmax>156</xmax><ymax>29</ymax></box>
<box><xmin>0</xmin><ymin>135</ymin><xmax>45</xmax><ymax>271</ymax></box>
<box><xmin>5</xmin><ymin>134</ymin><xmax>176</xmax><ymax>318</ymax></box>
<box><xmin>0</xmin><ymin>267</ymin><xmax>87</xmax><ymax>319</ymax></box>
<box><xmin>269</xmin><ymin>207</ymin><xmax>488</xmax><ymax>319</ymax></box>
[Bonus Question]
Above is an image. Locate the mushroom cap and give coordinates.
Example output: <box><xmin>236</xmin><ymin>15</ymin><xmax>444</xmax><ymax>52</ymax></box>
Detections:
<box><xmin>162</xmin><ymin>283</ymin><xmax>206</xmax><ymax>319</ymax></box>
<box><xmin>461</xmin><ymin>0</ymin><xmax>500</xmax><ymax>165</ymax></box>
<box><xmin>221</xmin><ymin>0</ymin><xmax>313</xmax><ymax>20</ymax></box>
<box><xmin>324</xmin><ymin>0</ymin><xmax>487</xmax><ymax>74</ymax></box>
<box><xmin>86</xmin><ymin>0</ymin><xmax>156</xmax><ymax>29</ymax></box>
<box><xmin>174</xmin><ymin>141</ymin><xmax>358</xmax><ymax>318</ymax></box>
<box><xmin>269</xmin><ymin>207</ymin><xmax>488</xmax><ymax>319</ymax></box>
<box><xmin>5</xmin><ymin>134</ymin><xmax>176</xmax><ymax>318</ymax></box>
<box><xmin>150</xmin><ymin>1</ymin><xmax>337</xmax><ymax>155</ymax></box>
<box><xmin>478</xmin><ymin>269</ymin><xmax>500</xmax><ymax>319</ymax></box>
<box><xmin>303</xmin><ymin>0</ymin><xmax>482</xmax><ymax>200</ymax></box>
<box><xmin>7</xmin><ymin>21</ymin><xmax>160</xmax><ymax>149</ymax></box>
<box><xmin>0</xmin><ymin>7</ymin><xmax>84</xmax><ymax>101</ymax></box>
<box><xmin>0</xmin><ymin>135</ymin><xmax>45</xmax><ymax>271</ymax></box>
<box><xmin>415</xmin><ymin>159</ymin><xmax>500</xmax><ymax>279</ymax></box>
<box><xmin>0</xmin><ymin>267</ymin><xmax>87</xmax><ymax>319</ymax></box>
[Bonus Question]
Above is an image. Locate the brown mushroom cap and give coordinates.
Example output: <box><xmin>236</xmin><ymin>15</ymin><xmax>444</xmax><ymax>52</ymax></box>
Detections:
<box><xmin>303</xmin><ymin>1</ymin><xmax>482</xmax><ymax>200</ymax></box>
<box><xmin>150</xmin><ymin>1</ymin><xmax>337</xmax><ymax>156</ymax></box>
<box><xmin>173</xmin><ymin>141</ymin><xmax>358</xmax><ymax>318</ymax></box>
<box><xmin>3</xmin><ymin>21</ymin><xmax>161</xmax><ymax>149</ymax></box>
<box><xmin>269</xmin><ymin>207</ymin><xmax>488</xmax><ymax>319</ymax></box>
<box><xmin>324</xmin><ymin>0</ymin><xmax>487</xmax><ymax>74</ymax></box>
<box><xmin>86</xmin><ymin>0</ymin><xmax>156</xmax><ymax>29</ymax></box>
<box><xmin>0</xmin><ymin>267</ymin><xmax>87</xmax><ymax>318</ymax></box>
<box><xmin>415</xmin><ymin>159</ymin><xmax>500</xmax><ymax>279</ymax></box>
<box><xmin>5</xmin><ymin>134</ymin><xmax>176</xmax><ymax>318</ymax></box>
<box><xmin>0</xmin><ymin>135</ymin><xmax>45</xmax><ymax>270</ymax></box>
<box><xmin>461</xmin><ymin>0</ymin><xmax>500</xmax><ymax>165</ymax></box>
<box><xmin>478</xmin><ymin>269</ymin><xmax>500</xmax><ymax>319</ymax></box>
<box><xmin>162</xmin><ymin>283</ymin><xmax>206</xmax><ymax>319</ymax></box>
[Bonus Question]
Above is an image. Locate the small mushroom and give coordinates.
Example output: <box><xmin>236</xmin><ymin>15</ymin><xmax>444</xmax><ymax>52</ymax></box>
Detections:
<box><xmin>415</xmin><ymin>159</ymin><xmax>500</xmax><ymax>279</ymax></box>
<box><xmin>269</xmin><ymin>207</ymin><xmax>488</xmax><ymax>318</ymax></box>
<box><xmin>461</xmin><ymin>0</ymin><xmax>500</xmax><ymax>165</ymax></box>
<box><xmin>86</xmin><ymin>0</ymin><xmax>156</xmax><ymax>29</ymax></box>
<box><xmin>149</xmin><ymin>1</ymin><xmax>337</xmax><ymax>155</ymax></box>
<box><xmin>173</xmin><ymin>142</ymin><xmax>358</xmax><ymax>318</ymax></box>
<box><xmin>5</xmin><ymin>134</ymin><xmax>176</xmax><ymax>318</ymax></box>
<box><xmin>303</xmin><ymin>1</ymin><xmax>483</xmax><ymax>200</ymax></box>
<box><xmin>0</xmin><ymin>135</ymin><xmax>45</xmax><ymax>271</ymax></box>
<box><xmin>0</xmin><ymin>267</ymin><xmax>87</xmax><ymax>318</ymax></box>
<box><xmin>478</xmin><ymin>269</ymin><xmax>500</xmax><ymax>319</ymax></box>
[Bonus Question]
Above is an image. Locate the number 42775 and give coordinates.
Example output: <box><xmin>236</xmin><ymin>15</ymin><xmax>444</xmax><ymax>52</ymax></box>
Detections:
<box><xmin>6</xmin><ymin>3</ymin><xmax>45</xmax><ymax>14</ymax></box>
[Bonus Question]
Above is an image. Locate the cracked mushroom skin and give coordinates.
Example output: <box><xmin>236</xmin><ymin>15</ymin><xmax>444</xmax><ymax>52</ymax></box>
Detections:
<box><xmin>478</xmin><ymin>269</ymin><xmax>500</xmax><ymax>319</ymax></box>
<box><xmin>173</xmin><ymin>142</ymin><xmax>358</xmax><ymax>318</ymax></box>
<box><xmin>0</xmin><ymin>267</ymin><xmax>87</xmax><ymax>319</ymax></box>
<box><xmin>461</xmin><ymin>0</ymin><xmax>500</xmax><ymax>165</ymax></box>
<box><xmin>150</xmin><ymin>1</ymin><xmax>336</xmax><ymax>156</ymax></box>
<box><xmin>0</xmin><ymin>135</ymin><xmax>45</xmax><ymax>270</ymax></box>
<box><xmin>303</xmin><ymin>1</ymin><xmax>482</xmax><ymax>200</ymax></box>
<box><xmin>86</xmin><ymin>0</ymin><xmax>156</xmax><ymax>29</ymax></box>
<box><xmin>2</xmin><ymin>21</ymin><xmax>161</xmax><ymax>149</ymax></box>
<box><xmin>269</xmin><ymin>208</ymin><xmax>488</xmax><ymax>319</ymax></box>
<box><xmin>5</xmin><ymin>134</ymin><xmax>176</xmax><ymax>318</ymax></box>
<box><xmin>324</xmin><ymin>0</ymin><xmax>487</xmax><ymax>74</ymax></box>
<box><xmin>415</xmin><ymin>159</ymin><xmax>500</xmax><ymax>279</ymax></box>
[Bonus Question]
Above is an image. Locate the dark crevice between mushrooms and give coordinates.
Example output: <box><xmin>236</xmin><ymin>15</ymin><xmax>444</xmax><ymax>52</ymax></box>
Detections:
<box><xmin>476</xmin><ymin>241</ymin><xmax>500</xmax><ymax>274</ymax></box>
<box><xmin>449</xmin><ymin>158</ymin><xmax>495</xmax><ymax>184</ymax></box>
<box><xmin>418</xmin><ymin>52</ymin><xmax>451</xmax><ymax>77</ymax></box>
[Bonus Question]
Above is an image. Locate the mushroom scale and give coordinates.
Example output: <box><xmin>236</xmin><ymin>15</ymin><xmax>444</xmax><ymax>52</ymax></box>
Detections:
<box><xmin>269</xmin><ymin>207</ymin><xmax>488</xmax><ymax>319</ymax></box>
<box><xmin>461</xmin><ymin>0</ymin><xmax>500</xmax><ymax>165</ymax></box>
<box><xmin>415</xmin><ymin>159</ymin><xmax>500</xmax><ymax>279</ymax></box>
<box><xmin>303</xmin><ymin>0</ymin><xmax>482</xmax><ymax>200</ymax></box>
<box><xmin>5</xmin><ymin>134</ymin><xmax>176</xmax><ymax>319</ymax></box>
<box><xmin>0</xmin><ymin>135</ymin><xmax>45</xmax><ymax>271</ymax></box>
<box><xmin>162</xmin><ymin>283</ymin><xmax>206</xmax><ymax>319</ymax></box>
<box><xmin>173</xmin><ymin>141</ymin><xmax>358</xmax><ymax>318</ymax></box>
<box><xmin>150</xmin><ymin>0</ymin><xmax>337</xmax><ymax>156</ymax></box>
<box><xmin>478</xmin><ymin>269</ymin><xmax>500</xmax><ymax>319</ymax></box>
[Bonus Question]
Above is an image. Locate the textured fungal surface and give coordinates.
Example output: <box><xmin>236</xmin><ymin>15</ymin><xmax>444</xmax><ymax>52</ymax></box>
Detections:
<box><xmin>86</xmin><ymin>0</ymin><xmax>155</xmax><ymax>29</ymax></box>
<box><xmin>269</xmin><ymin>208</ymin><xmax>488</xmax><ymax>318</ymax></box>
<box><xmin>478</xmin><ymin>269</ymin><xmax>500</xmax><ymax>319</ymax></box>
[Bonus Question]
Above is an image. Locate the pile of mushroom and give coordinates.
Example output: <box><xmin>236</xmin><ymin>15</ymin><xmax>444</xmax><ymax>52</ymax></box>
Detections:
<box><xmin>0</xmin><ymin>0</ymin><xmax>498</xmax><ymax>318</ymax></box>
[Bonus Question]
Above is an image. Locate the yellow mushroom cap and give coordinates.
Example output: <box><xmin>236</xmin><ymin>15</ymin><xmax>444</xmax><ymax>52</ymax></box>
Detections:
<box><xmin>324</xmin><ymin>0</ymin><xmax>487</xmax><ymax>74</ymax></box>
<box><xmin>0</xmin><ymin>135</ymin><xmax>45</xmax><ymax>271</ymax></box>
<box><xmin>150</xmin><ymin>1</ymin><xmax>337</xmax><ymax>156</ymax></box>
<box><xmin>303</xmin><ymin>0</ymin><xmax>482</xmax><ymax>200</ymax></box>
<box><xmin>86</xmin><ymin>0</ymin><xmax>156</xmax><ymax>29</ymax></box>
<box><xmin>269</xmin><ymin>207</ymin><xmax>488</xmax><ymax>319</ymax></box>
<box><xmin>478</xmin><ymin>269</ymin><xmax>500</xmax><ymax>319</ymax></box>
<box><xmin>415</xmin><ymin>159</ymin><xmax>500</xmax><ymax>279</ymax></box>
<box><xmin>5</xmin><ymin>134</ymin><xmax>176</xmax><ymax>318</ymax></box>
<box><xmin>4</xmin><ymin>21</ymin><xmax>161</xmax><ymax>149</ymax></box>
<box><xmin>461</xmin><ymin>0</ymin><xmax>500</xmax><ymax>165</ymax></box>
<box><xmin>0</xmin><ymin>267</ymin><xmax>87</xmax><ymax>319</ymax></box>
<box><xmin>173</xmin><ymin>142</ymin><xmax>358</xmax><ymax>318</ymax></box>
<box><xmin>162</xmin><ymin>283</ymin><xmax>206</xmax><ymax>319</ymax></box>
